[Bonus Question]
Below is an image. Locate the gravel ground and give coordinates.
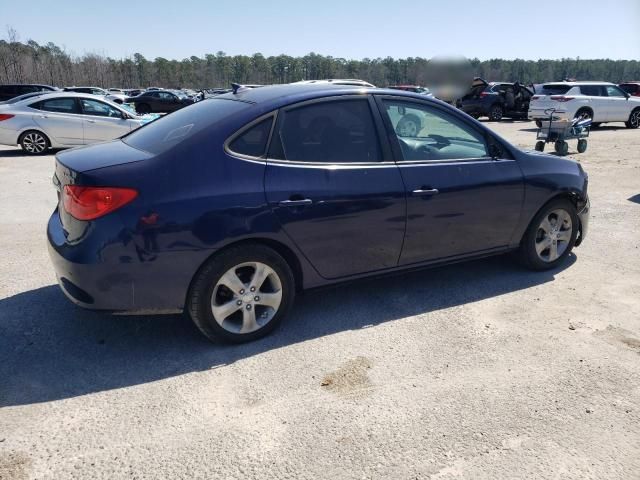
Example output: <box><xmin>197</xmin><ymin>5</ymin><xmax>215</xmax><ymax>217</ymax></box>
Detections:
<box><xmin>0</xmin><ymin>121</ymin><xmax>639</xmax><ymax>480</ymax></box>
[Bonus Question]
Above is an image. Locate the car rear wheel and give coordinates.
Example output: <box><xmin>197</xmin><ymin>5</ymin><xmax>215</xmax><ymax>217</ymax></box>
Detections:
<box><xmin>518</xmin><ymin>199</ymin><xmax>578</xmax><ymax>271</ymax></box>
<box><xmin>489</xmin><ymin>104</ymin><xmax>503</xmax><ymax>121</ymax></box>
<box><xmin>574</xmin><ymin>108</ymin><xmax>592</xmax><ymax>122</ymax></box>
<box><xmin>626</xmin><ymin>108</ymin><xmax>640</xmax><ymax>129</ymax></box>
<box><xmin>136</xmin><ymin>103</ymin><xmax>151</xmax><ymax>115</ymax></box>
<box><xmin>19</xmin><ymin>130</ymin><xmax>50</xmax><ymax>155</ymax></box>
<box><xmin>188</xmin><ymin>244</ymin><xmax>295</xmax><ymax>343</ymax></box>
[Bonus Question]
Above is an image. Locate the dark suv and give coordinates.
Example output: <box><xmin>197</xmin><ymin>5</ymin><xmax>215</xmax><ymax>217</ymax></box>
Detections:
<box><xmin>0</xmin><ymin>84</ymin><xmax>58</xmax><ymax>101</ymax></box>
<box><xmin>458</xmin><ymin>78</ymin><xmax>533</xmax><ymax>121</ymax></box>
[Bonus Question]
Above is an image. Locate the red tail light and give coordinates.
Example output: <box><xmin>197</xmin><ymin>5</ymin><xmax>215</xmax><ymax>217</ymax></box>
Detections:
<box><xmin>550</xmin><ymin>96</ymin><xmax>574</xmax><ymax>102</ymax></box>
<box><xmin>63</xmin><ymin>185</ymin><xmax>138</xmax><ymax>220</ymax></box>
<box><xmin>479</xmin><ymin>92</ymin><xmax>490</xmax><ymax>97</ymax></box>
<box><xmin>0</xmin><ymin>114</ymin><xmax>15</xmax><ymax>121</ymax></box>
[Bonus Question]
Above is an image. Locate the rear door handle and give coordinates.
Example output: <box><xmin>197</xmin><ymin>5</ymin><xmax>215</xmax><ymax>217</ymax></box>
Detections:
<box><xmin>86</xmin><ymin>119</ymin><xmax>96</xmax><ymax>123</ymax></box>
<box><xmin>278</xmin><ymin>198</ymin><xmax>313</xmax><ymax>207</ymax></box>
<box><xmin>412</xmin><ymin>188</ymin><xmax>439</xmax><ymax>196</ymax></box>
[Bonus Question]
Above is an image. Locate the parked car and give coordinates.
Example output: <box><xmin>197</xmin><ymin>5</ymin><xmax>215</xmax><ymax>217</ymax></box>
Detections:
<box><xmin>124</xmin><ymin>89</ymin><xmax>144</xmax><ymax>97</ymax></box>
<box><xmin>0</xmin><ymin>91</ymin><xmax>52</xmax><ymax>105</ymax></box>
<box><xmin>126</xmin><ymin>89</ymin><xmax>196</xmax><ymax>114</ymax></box>
<box><xmin>619</xmin><ymin>82</ymin><xmax>640</xmax><ymax>97</ymax></box>
<box><xmin>63</xmin><ymin>86</ymin><xmax>127</xmax><ymax>104</ymax></box>
<box><xmin>458</xmin><ymin>78</ymin><xmax>533</xmax><ymax>121</ymax></box>
<box><xmin>0</xmin><ymin>92</ymin><xmax>155</xmax><ymax>154</ymax></box>
<box><xmin>528</xmin><ymin>82</ymin><xmax>640</xmax><ymax>128</ymax></box>
<box><xmin>0</xmin><ymin>84</ymin><xmax>58</xmax><ymax>101</ymax></box>
<box><xmin>387</xmin><ymin>85</ymin><xmax>432</xmax><ymax>96</ymax></box>
<box><xmin>47</xmin><ymin>84</ymin><xmax>589</xmax><ymax>343</ymax></box>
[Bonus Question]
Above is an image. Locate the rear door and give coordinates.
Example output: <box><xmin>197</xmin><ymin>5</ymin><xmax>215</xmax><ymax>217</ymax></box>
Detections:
<box><xmin>31</xmin><ymin>97</ymin><xmax>84</xmax><ymax>145</ymax></box>
<box><xmin>375</xmin><ymin>96</ymin><xmax>524</xmax><ymax>265</ymax></box>
<box><xmin>263</xmin><ymin>95</ymin><xmax>407</xmax><ymax>279</ymax></box>
<box><xmin>78</xmin><ymin>98</ymin><xmax>132</xmax><ymax>143</ymax></box>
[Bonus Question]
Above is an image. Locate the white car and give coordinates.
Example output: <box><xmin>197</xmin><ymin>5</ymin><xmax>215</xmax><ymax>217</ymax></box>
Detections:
<box><xmin>528</xmin><ymin>81</ymin><xmax>640</xmax><ymax>128</ymax></box>
<box><xmin>64</xmin><ymin>86</ymin><xmax>128</xmax><ymax>104</ymax></box>
<box><xmin>0</xmin><ymin>92</ymin><xmax>155</xmax><ymax>154</ymax></box>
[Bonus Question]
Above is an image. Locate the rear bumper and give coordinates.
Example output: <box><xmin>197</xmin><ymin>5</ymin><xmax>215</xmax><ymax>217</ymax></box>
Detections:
<box><xmin>47</xmin><ymin>208</ymin><xmax>200</xmax><ymax>314</ymax></box>
<box><xmin>528</xmin><ymin>108</ymin><xmax>570</xmax><ymax>121</ymax></box>
<box><xmin>0</xmin><ymin>126</ymin><xmax>18</xmax><ymax>146</ymax></box>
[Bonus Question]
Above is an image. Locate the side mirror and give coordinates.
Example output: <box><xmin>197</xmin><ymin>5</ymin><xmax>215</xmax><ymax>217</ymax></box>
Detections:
<box><xmin>489</xmin><ymin>143</ymin><xmax>502</xmax><ymax>159</ymax></box>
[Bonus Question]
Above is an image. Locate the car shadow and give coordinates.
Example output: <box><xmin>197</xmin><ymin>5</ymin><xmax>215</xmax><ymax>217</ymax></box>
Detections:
<box><xmin>0</xmin><ymin>254</ymin><xmax>576</xmax><ymax>407</ymax></box>
<box><xmin>628</xmin><ymin>194</ymin><xmax>640</xmax><ymax>204</ymax></box>
<box><xmin>0</xmin><ymin>148</ymin><xmax>62</xmax><ymax>158</ymax></box>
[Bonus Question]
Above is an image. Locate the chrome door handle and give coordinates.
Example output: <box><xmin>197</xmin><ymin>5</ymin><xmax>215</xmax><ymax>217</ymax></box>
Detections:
<box><xmin>278</xmin><ymin>198</ymin><xmax>313</xmax><ymax>207</ymax></box>
<box><xmin>40</xmin><ymin>115</ymin><xmax>49</xmax><ymax>118</ymax></box>
<box><xmin>412</xmin><ymin>188</ymin><xmax>439</xmax><ymax>196</ymax></box>
<box><xmin>87</xmin><ymin>119</ymin><xmax>96</xmax><ymax>123</ymax></box>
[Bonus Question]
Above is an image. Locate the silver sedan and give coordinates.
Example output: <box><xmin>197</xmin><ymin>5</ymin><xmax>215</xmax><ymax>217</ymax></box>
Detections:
<box><xmin>0</xmin><ymin>92</ymin><xmax>158</xmax><ymax>154</ymax></box>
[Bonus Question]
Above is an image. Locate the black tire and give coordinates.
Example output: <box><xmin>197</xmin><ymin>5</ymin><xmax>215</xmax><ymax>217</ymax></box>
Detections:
<box><xmin>19</xmin><ymin>130</ymin><xmax>50</xmax><ymax>155</ymax></box>
<box><xmin>591</xmin><ymin>123</ymin><xmax>601</xmax><ymax>128</ymax></box>
<box><xmin>554</xmin><ymin>140</ymin><xmax>568</xmax><ymax>156</ymax></box>
<box><xmin>136</xmin><ymin>103</ymin><xmax>151</xmax><ymax>115</ymax></box>
<box><xmin>535</xmin><ymin>141</ymin><xmax>545</xmax><ymax>152</ymax></box>
<box><xmin>535</xmin><ymin>119</ymin><xmax>542</xmax><ymax>128</ymax></box>
<box><xmin>470</xmin><ymin>113</ymin><xmax>480</xmax><ymax>119</ymax></box>
<box><xmin>577</xmin><ymin>139</ymin><xmax>588</xmax><ymax>153</ymax></box>
<box><xmin>488</xmin><ymin>104</ymin><xmax>503</xmax><ymax>121</ymax></box>
<box><xmin>625</xmin><ymin>108</ymin><xmax>640</xmax><ymax>129</ymax></box>
<box><xmin>574</xmin><ymin>108</ymin><xmax>593</xmax><ymax>122</ymax></box>
<box><xmin>518</xmin><ymin>198</ymin><xmax>579</xmax><ymax>271</ymax></box>
<box><xmin>187</xmin><ymin>244</ymin><xmax>295</xmax><ymax>343</ymax></box>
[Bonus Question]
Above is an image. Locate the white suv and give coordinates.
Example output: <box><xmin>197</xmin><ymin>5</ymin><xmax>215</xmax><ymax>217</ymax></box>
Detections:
<box><xmin>528</xmin><ymin>81</ymin><xmax>640</xmax><ymax>128</ymax></box>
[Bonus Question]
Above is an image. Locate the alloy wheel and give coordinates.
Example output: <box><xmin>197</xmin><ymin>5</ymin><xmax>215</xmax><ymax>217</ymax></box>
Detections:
<box><xmin>534</xmin><ymin>209</ymin><xmax>573</xmax><ymax>262</ymax></box>
<box><xmin>22</xmin><ymin>132</ymin><xmax>47</xmax><ymax>153</ymax></box>
<box><xmin>630</xmin><ymin>110</ymin><xmax>640</xmax><ymax>128</ymax></box>
<box><xmin>210</xmin><ymin>261</ymin><xmax>283</xmax><ymax>334</ymax></box>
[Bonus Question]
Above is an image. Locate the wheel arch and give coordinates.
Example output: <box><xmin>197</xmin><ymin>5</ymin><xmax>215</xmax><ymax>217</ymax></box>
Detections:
<box><xmin>518</xmin><ymin>192</ymin><xmax>583</xmax><ymax>246</ymax></box>
<box><xmin>184</xmin><ymin>237</ymin><xmax>305</xmax><ymax>309</ymax></box>
<box><xmin>574</xmin><ymin>106</ymin><xmax>594</xmax><ymax>119</ymax></box>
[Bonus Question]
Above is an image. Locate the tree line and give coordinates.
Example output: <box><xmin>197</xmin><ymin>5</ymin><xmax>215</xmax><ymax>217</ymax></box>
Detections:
<box><xmin>1</xmin><ymin>29</ymin><xmax>639</xmax><ymax>89</ymax></box>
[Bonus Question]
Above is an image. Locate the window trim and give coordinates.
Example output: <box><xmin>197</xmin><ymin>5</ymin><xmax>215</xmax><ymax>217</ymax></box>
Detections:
<box><xmin>224</xmin><ymin>111</ymin><xmax>278</xmax><ymax>161</ymax></box>
<box><xmin>373</xmin><ymin>94</ymin><xmax>511</xmax><ymax>165</ymax></box>
<box><xmin>264</xmin><ymin>94</ymin><xmax>389</xmax><ymax>166</ymax></box>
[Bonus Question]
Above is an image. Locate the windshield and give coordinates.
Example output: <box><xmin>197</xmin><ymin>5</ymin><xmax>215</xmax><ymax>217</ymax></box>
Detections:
<box><xmin>122</xmin><ymin>98</ymin><xmax>251</xmax><ymax>155</ymax></box>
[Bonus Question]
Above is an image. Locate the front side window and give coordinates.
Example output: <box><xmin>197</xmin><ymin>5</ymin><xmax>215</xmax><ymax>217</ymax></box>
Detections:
<box><xmin>228</xmin><ymin>117</ymin><xmax>273</xmax><ymax>158</ymax></box>
<box><xmin>80</xmin><ymin>99</ymin><xmax>122</xmax><ymax>117</ymax></box>
<box><xmin>605</xmin><ymin>85</ymin><xmax>627</xmax><ymax>97</ymax></box>
<box><xmin>381</xmin><ymin>99</ymin><xmax>488</xmax><ymax>161</ymax></box>
<box><xmin>272</xmin><ymin>99</ymin><xmax>381</xmax><ymax>163</ymax></box>
<box><xmin>32</xmin><ymin>98</ymin><xmax>79</xmax><ymax>114</ymax></box>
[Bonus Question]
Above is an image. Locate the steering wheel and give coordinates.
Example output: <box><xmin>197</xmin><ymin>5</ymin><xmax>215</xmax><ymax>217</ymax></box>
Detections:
<box><xmin>427</xmin><ymin>134</ymin><xmax>451</xmax><ymax>148</ymax></box>
<box><xmin>416</xmin><ymin>144</ymin><xmax>439</xmax><ymax>157</ymax></box>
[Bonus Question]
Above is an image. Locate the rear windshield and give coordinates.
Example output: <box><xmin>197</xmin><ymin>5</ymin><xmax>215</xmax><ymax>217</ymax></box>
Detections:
<box><xmin>122</xmin><ymin>98</ymin><xmax>251</xmax><ymax>154</ymax></box>
<box><xmin>540</xmin><ymin>84</ymin><xmax>572</xmax><ymax>95</ymax></box>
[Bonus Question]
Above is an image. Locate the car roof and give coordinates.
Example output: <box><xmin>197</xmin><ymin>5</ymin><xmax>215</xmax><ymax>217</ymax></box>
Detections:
<box><xmin>12</xmin><ymin>91</ymin><xmax>129</xmax><ymax>106</ymax></box>
<box><xmin>214</xmin><ymin>83</ymin><xmax>438</xmax><ymax>108</ymax></box>
<box><xmin>543</xmin><ymin>81</ymin><xmax>615</xmax><ymax>86</ymax></box>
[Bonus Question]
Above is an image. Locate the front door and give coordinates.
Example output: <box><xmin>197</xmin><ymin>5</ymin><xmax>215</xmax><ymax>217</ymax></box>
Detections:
<box><xmin>375</xmin><ymin>96</ymin><xmax>524</xmax><ymax>265</ymax></box>
<box><xmin>79</xmin><ymin>98</ymin><xmax>132</xmax><ymax>143</ymax></box>
<box><xmin>604</xmin><ymin>84</ymin><xmax>632</xmax><ymax>122</ymax></box>
<box><xmin>264</xmin><ymin>96</ymin><xmax>406</xmax><ymax>279</ymax></box>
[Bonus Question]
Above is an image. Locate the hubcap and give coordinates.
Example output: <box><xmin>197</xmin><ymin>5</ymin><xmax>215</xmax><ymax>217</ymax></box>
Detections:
<box><xmin>23</xmin><ymin>133</ymin><xmax>46</xmax><ymax>153</ymax></box>
<box><xmin>631</xmin><ymin>111</ymin><xmax>640</xmax><ymax>127</ymax></box>
<box><xmin>211</xmin><ymin>262</ymin><xmax>282</xmax><ymax>334</ymax></box>
<box><xmin>492</xmin><ymin>107</ymin><xmax>502</xmax><ymax>120</ymax></box>
<box><xmin>534</xmin><ymin>209</ymin><xmax>572</xmax><ymax>263</ymax></box>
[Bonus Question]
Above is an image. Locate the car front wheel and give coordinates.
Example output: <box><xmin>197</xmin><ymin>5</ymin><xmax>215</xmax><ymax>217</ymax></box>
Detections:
<box><xmin>518</xmin><ymin>199</ymin><xmax>578</xmax><ymax>270</ymax></box>
<box><xmin>188</xmin><ymin>244</ymin><xmax>295</xmax><ymax>343</ymax></box>
<box><xmin>626</xmin><ymin>109</ymin><xmax>640</xmax><ymax>129</ymax></box>
<box><xmin>489</xmin><ymin>104</ymin><xmax>503</xmax><ymax>121</ymax></box>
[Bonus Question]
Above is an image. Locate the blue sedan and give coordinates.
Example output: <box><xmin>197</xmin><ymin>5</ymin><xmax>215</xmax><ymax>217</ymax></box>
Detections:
<box><xmin>47</xmin><ymin>84</ymin><xmax>590</xmax><ymax>342</ymax></box>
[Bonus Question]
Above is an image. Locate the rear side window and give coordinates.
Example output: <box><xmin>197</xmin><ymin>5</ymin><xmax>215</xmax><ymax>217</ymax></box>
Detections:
<box><xmin>122</xmin><ymin>98</ymin><xmax>250</xmax><ymax>155</ymax></box>
<box><xmin>31</xmin><ymin>98</ymin><xmax>79</xmax><ymax>114</ymax></box>
<box><xmin>272</xmin><ymin>99</ymin><xmax>381</xmax><ymax>163</ymax></box>
<box><xmin>541</xmin><ymin>84</ymin><xmax>572</xmax><ymax>95</ymax></box>
<box><xmin>580</xmin><ymin>85</ymin><xmax>604</xmax><ymax>96</ymax></box>
<box><xmin>228</xmin><ymin>117</ymin><xmax>273</xmax><ymax>158</ymax></box>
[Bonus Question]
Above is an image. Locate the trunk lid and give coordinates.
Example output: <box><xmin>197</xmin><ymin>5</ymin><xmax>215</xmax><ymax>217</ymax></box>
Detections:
<box><xmin>55</xmin><ymin>139</ymin><xmax>153</xmax><ymax>173</ymax></box>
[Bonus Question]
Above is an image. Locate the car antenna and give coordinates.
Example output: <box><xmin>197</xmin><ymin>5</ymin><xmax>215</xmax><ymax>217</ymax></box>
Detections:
<box><xmin>231</xmin><ymin>83</ymin><xmax>242</xmax><ymax>94</ymax></box>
